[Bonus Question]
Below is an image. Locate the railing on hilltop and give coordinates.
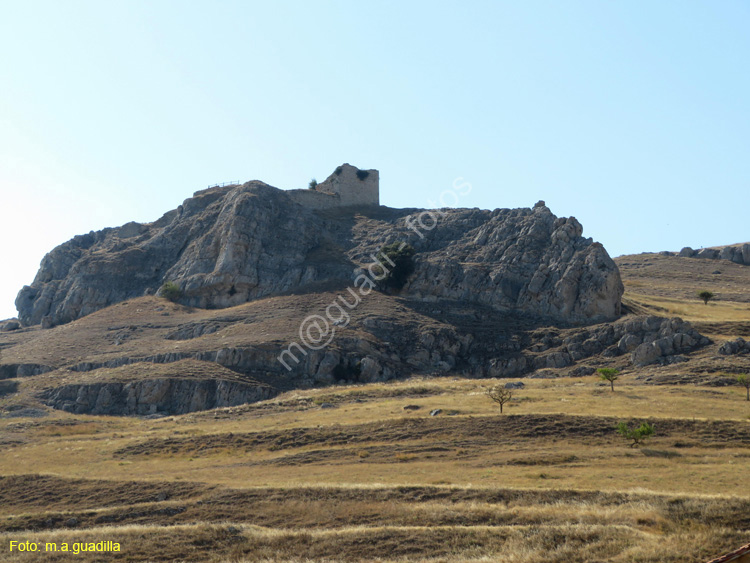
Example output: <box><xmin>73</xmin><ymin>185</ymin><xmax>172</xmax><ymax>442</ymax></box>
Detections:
<box><xmin>207</xmin><ymin>181</ymin><xmax>241</xmax><ymax>189</ymax></box>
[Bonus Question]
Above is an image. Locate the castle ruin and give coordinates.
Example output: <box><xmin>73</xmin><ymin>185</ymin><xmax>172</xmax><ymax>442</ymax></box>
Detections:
<box><xmin>286</xmin><ymin>163</ymin><xmax>379</xmax><ymax>209</ymax></box>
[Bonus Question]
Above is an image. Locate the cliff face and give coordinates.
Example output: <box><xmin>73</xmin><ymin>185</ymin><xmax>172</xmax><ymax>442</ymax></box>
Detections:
<box><xmin>16</xmin><ymin>171</ymin><xmax>623</xmax><ymax>327</ymax></box>
<box><xmin>351</xmin><ymin>201</ymin><xmax>623</xmax><ymax>322</ymax></box>
<box><xmin>40</xmin><ymin>377</ymin><xmax>276</xmax><ymax>416</ymax></box>
<box><xmin>17</xmin><ymin>182</ymin><xmax>352</xmax><ymax>326</ymax></box>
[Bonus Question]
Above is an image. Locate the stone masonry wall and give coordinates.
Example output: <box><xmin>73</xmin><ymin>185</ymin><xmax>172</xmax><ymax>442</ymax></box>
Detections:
<box><xmin>316</xmin><ymin>163</ymin><xmax>379</xmax><ymax>206</ymax></box>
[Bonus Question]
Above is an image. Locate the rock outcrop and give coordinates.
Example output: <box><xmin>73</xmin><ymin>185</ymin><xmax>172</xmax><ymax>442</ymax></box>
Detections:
<box><xmin>0</xmin><ymin>319</ymin><xmax>21</xmax><ymax>332</ymax></box>
<box><xmin>16</xmin><ymin>182</ymin><xmax>352</xmax><ymax>326</ymax></box>
<box><xmin>0</xmin><ymin>364</ymin><xmax>54</xmax><ymax>379</ymax></box>
<box><xmin>627</xmin><ymin>318</ymin><xmax>709</xmax><ymax>367</ymax></box>
<box><xmin>41</xmin><ymin>377</ymin><xmax>276</xmax><ymax>416</ymax></box>
<box><xmin>481</xmin><ymin>315</ymin><xmax>709</xmax><ymax>377</ymax></box>
<box><xmin>718</xmin><ymin>338</ymin><xmax>750</xmax><ymax>356</ymax></box>
<box><xmin>396</xmin><ymin>202</ymin><xmax>623</xmax><ymax>322</ymax></box>
<box><xmin>677</xmin><ymin>244</ymin><xmax>750</xmax><ymax>265</ymax></box>
<box><xmin>16</xmin><ymin>166</ymin><xmax>623</xmax><ymax>327</ymax></box>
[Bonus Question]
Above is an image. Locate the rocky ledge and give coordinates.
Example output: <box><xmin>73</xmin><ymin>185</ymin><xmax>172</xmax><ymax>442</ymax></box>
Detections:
<box><xmin>40</xmin><ymin>377</ymin><xmax>276</xmax><ymax>416</ymax></box>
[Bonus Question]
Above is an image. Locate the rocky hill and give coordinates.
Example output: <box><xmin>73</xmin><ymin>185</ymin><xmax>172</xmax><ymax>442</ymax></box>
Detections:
<box><xmin>15</xmin><ymin>165</ymin><xmax>623</xmax><ymax>327</ymax></box>
<box><xmin>1</xmin><ymin>164</ymin><xmax>687</xmax><ymax>416</ymax></box>
<box><xmin>10</xmin><ymin>166</ymin><xmax>750</xmax><ymax>417</ymax></box>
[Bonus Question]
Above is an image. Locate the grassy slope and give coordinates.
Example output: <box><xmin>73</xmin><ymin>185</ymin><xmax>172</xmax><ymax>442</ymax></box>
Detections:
<box><xmin>1</xmin><ymin>376</ymin><xmax>750</xmax><ymax>561</ymax></box>
<box><xmin>616</xmin><ymin>252</ymin><xmax>750</xmax><ymax>335</ymax></box>
<box><xmin>1</xmin><ymin>252</ymin><xmax>749</xmax><ymax>561</ymax></box>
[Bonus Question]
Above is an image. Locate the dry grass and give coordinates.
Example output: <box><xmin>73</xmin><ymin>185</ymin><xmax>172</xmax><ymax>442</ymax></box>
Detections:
<box><xmin>2</xmin><ymin>252</ymin><xmax>750</xmax><ymax>560</ymax></box>
<box><xmin>2</xmin><ymin>378</ymin><xmax>750</xmax><ymax>497</ymax></box>
<box><xmin>1</xmin><ymin>375</ymin><xmax>750</xmax><ymax>560</ymax></box>
<box><xmin>616</xmin><ymin>252</ymin><xmax>750</xmax><ymax>327</ymax></box>
<box><xmin>624</xmin><ymin>293</ymin><xmax>750</xmax><ymax>323</ymax></box>
<box><xmin>1</xmin><ymin>485</ymin><xmax>749</xmax><ymax>562</ymax></box>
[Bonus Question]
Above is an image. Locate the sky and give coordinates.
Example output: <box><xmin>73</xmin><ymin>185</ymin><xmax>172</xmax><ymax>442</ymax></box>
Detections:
<box><xmin>0</xmin><ymin>1</ymin><xmax>748</xmax><ymax>321</ymax></box>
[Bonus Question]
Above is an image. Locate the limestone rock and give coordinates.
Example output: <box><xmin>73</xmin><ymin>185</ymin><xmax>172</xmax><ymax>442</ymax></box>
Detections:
<box><xmin>41</xmin><ymin>377</ymin><xmax>276</xmax><ymax>416</ymax></box>
<box><xmin>632</xmin><ymin>343</ymin><xmax>662</xmax><ymax>367</ymax></box>
<box><xmin>720</xmin><ymin>247</ymin><xmax>735</xmax><ymax>261</ymax></box>
<box><xmin>696</xmin><ymin>248</ymin><xmax>719</xmax><ymax>259</ymax></box>
<box><xmin>628</xmin><ymin>317</ymin><xmax>707</xmax><ymax>367</ymax></box>
<box><xmin>718</xmin><ymin>338</ymin><xmax>750</xmax><ymax>356</ymax></box>
<box><xmin>618</xmin><ymin>334</ymin><xmax>641</xmax><ymax>353</ymax></box>
<box><xmin>0</xmin><ymin>364</ymin><xmax>53</xmax><ymax>379</ymax></box>
<box><xmin>0</xmin><ymin>319</ymin><xmax>20</xmax><ymax>332</ymax></box>
<box><xmin>379</xmin><ymin>208</ymin><xmax>623</xmax><ymax>323</ymax></box>
<box><xmin>16</xmin><ymin>166</ymin><xmax>623</xmax><ymax>327</ymax></box>
<box><xmin>676</xmin><ymin>244</ymin><xmax>749</xmax><ymax>265</ymax></box>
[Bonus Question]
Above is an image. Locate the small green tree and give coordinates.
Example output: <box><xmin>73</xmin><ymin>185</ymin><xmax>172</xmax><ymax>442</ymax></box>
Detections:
<box><xmin>377</xmin><ymin>243</ymin><xmax>416</xmax><ymax>291</ymax></box>
<box><xmin>158</xmin><ymin>281</ymin><xmax>183</xmax><ymax>302</ymax></box>
<box><xmin>698</xmin><ymin>290</ymin><xmax>714</xmax><ymax>305</ymax></box>
<box><xmin>737</xmin><ymin>374</ymin><xmax>750</xmax><ymax>402</ymax></box>
<box><xmin>616</xmin><ymin>422</ymin><xmax>654</xmax><ymax>447</ymax></box>
<box><xmin>597</xmin><ymin>368</ymin><xmax>620</xmax><ymax>392</ymax></box>
<box><xmin>486</xmin><ymin>385</ymin><xmax>513</xmax><ymax>414</ymax></box>
<box><xmin>308</xmin><ymin>178</ymin><xmax>318</xmax><ymax>190</ymax></box>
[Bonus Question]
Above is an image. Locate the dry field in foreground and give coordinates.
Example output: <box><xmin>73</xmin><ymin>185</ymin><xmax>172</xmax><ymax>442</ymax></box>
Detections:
<box><xmin>1</xmin><ymin>374</ymin><xmax>750</xmax><ymax>562</ymax></box>
<box><xmin>0</xmin><ymin>251</ymin><xmax>748</xmax><ymax>561</ymax></box>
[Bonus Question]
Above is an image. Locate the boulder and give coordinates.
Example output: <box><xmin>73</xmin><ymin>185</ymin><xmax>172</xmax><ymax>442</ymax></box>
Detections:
<box><xmin>679</xmin><ymin>247</ymin><xmax>695</xmax><ymax>257</ymax></box>
<box><xmin>632</xmin><ymin>342</ymin><xmax>662</xmax><ymax>367</ymax></box>
<box><xmin>718</xmin><ymin>338</ymin><xmax>750</xmax><ymax>356</ymax></box>
<box><xmin>696</xmin><ymin>248</ymin><xmax>719</xmax><ymax>259</ymax></box>
<box><xmin>618</xmin><ymin>334</ymin><xmax>641</xmax><ymax>353</ymax></box>
<box><xmin>720</xmin><ymin>247</ymin><xmax>736</xmax><ymax>261</ymax></box>
<box><xmin>0</xmin><ymin>319</ymin><xmax>20</xmax><ymax>332</ymax></box>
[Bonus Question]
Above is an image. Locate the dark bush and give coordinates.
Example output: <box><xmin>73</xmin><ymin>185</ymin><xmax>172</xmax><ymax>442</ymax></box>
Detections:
<box><xmin>356</xmin><ymin>170</ymin><xmax>370</xmax><ymax>181</ymax></box>
<box><xmin>377</xmin><ymin>243</ymin><xmax>415</xmax><ymax>291</ymax></box>
<box><xmin>159</xmin><ymin>281</ymin><xmax>183</xmax><ymax>302</ymax></box>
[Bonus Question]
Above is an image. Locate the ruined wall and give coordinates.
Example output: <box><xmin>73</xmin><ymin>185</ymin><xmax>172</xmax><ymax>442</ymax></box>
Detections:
<box><xmin>286</xmin><ymin>189</ymin><xmax>342</xmax><ymax>210</ymax></box>
<box><xmin>316</xmin><ymin>163</ymin><xmax>379</xmax><ymax>206</ymax></box>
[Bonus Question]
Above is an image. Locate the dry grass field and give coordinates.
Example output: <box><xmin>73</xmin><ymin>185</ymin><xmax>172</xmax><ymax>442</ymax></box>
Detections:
<box><xmin>0</xmin><ymin>251</ymin><xmax>749</xmax><ymax>561</ymax></box>
<box><xmin>616</xmin><ymin>252</ymin><xmax>750</xmax><ymax>334</ymax></box>
<box><xmin>2</xmin><ymin>375</ymin><xmax>750</xmax><ymax>561</ymax></box>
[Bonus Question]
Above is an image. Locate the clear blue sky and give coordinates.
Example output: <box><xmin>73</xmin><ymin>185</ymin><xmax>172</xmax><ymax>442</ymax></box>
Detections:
<box><xmin>1</xmin><ymin>1</ymin><xmax>748</xmax><ymax>320</ymax></box>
